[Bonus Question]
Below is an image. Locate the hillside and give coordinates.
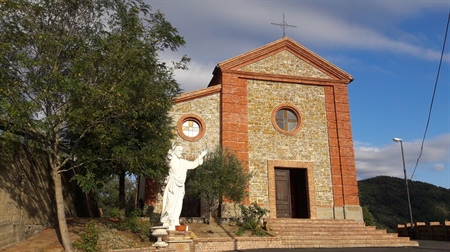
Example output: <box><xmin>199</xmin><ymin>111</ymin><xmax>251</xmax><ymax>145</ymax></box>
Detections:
<box><xmin>358</xmin><ymin>176</ymin><xmax>450</xmax><ymax>233</ymax></box>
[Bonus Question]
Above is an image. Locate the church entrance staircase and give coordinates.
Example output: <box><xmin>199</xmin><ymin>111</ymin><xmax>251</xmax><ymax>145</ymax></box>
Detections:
<box><xmin>265</xmin><ymin>218</ymin><xmax>419</xmax><ymax>248</ymax></box>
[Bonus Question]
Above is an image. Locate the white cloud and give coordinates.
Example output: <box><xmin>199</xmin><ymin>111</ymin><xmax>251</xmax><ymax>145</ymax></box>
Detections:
<box><xmin>158</xmin><ymin>51</ymin><xmax>214</xmax><ymax>91</ymax></box>
<box><xmin>150</xmin><ymin>0</ymin><xmax>448</xmax><ymax>65</ymax></box>
<box><xmin>432</xmin><ymin>163</ymin><xmax>445</xmax><ymax>172</ymax></box>
<box><xmin>355</xmin><ymin>133</ymin><xmax>450</xmax><ymax>182</ymax></box>
<box><xmin>174</xmin><ymin>60</ymin><xmax>214</xmax><ymax>92</ymax></box>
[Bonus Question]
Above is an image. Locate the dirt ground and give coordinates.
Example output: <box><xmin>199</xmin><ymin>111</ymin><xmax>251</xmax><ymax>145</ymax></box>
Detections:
<box><xmin>2</xmin><ymin>217</ymin><xmax>249</xmax><ymax>252</ymax></box>
<box><xmin>69</xmin><ymin>217</ymin><xmax>247</xmax><ymax>250</ymax></box>
<box><xmin>184</xmin><ymin>221</ymin><xmax>244</xmax><ymax>238</ymax></box>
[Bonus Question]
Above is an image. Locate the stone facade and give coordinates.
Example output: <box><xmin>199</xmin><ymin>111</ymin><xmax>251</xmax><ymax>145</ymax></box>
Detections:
<box><xmin>247</xmin><ymin>81</ymin><xmax>333</xmax><ymax>215</ymax></box>
<box><xmin>148</xmin><ymin>87</ymin><xmax>221</xmax><ymax>214</ymax></box>
<box><xmin>240</xmin><ymin>50</ymin><xmax>331</xmax><ymax>79</ymax></box>
<box><xmin>144</xmin><ymin>37</ymin><xmax>362</xmax><ymax>221</ymax></box>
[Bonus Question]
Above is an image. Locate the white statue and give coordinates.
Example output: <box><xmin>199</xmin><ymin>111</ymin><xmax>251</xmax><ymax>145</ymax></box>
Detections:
<box><xmin>160</xmin><ymin>144</ymin><xmax>207</xmax><ymax>230</ymax></box>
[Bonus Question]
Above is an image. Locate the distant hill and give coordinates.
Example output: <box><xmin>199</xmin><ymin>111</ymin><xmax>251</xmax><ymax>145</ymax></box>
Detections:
<box><xmin>358</xmin><ymin>176</ymin><xmax>450</xmax><ymax>233</ymax></box>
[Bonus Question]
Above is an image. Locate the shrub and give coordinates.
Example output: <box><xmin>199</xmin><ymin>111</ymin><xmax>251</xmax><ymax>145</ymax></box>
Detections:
<box><xmin>362</xmin><ymin>206</ymin><xmax>376</xmax><ymax>226</ymax></box>
<box><xmin>73</xmin><ymin>220</ymin><xmax>100</xmax><ymax>252</ymax></box>
<box><xmin>118</xmin><ymin>210</ymin><xmax>152</xmax><ymax>241</ymax></box>
<box><xmin>237</xmin><ymin>202</ymin><xmax>269</xmax><ymax>236</ymax></box>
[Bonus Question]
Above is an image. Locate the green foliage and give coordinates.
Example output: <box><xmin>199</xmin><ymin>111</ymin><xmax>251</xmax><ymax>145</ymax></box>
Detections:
<box><xmin>109</xmin><ymin>208</ymin><xmax>121</xmax><ymax>218</ymax></box>
<box><xmin>237</xmin><ymin>202</ymin><xmax>269</xmax><ymax>236</ymax></box>
<box><xmin>96</xmin><ymin>175</ymin><xmax>137</xmax><ymax>217</ymax></box>
<box><xmin>117</xmin><ymin>210</ymin><xmax>152</xmax><ymax>241</ymax></box>
<box><xmin>0</xmin><ymin>0</ymin><xmax>188</xmax><ymax>185</ymax></box>
<box><xmin>0</xmin><ymin>0</ymin><xmax>187</xmax><ymax>247</ymax></box>
<box><xmin>73</xmin><ymin>220</ymin><xmax>100</xmax><ymax>252</ymax></box>
<box><xmin>362</xmin><ymin>206</ymin><xmax>376</xmax><ymax>226</ymax></box>
<box><xmin>68</xmin><ymin>0</ymin><xmax>189</xmax><ymax>192</ymax></box>
<box><xmin>359</xmin><ymin>176</ymin><xmax>450</xmax><ymax>232</ymax></box>
<box><xmin>186</xmin><ymin>147</ymin><xmax>252</xmax><ymax>221</ymax></box>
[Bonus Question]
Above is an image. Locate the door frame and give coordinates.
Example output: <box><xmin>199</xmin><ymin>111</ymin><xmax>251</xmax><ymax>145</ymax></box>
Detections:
<box><xmin>268</xmin><ymin>160</ymin><xmax>317</xmax><ymax>219</ymax></box>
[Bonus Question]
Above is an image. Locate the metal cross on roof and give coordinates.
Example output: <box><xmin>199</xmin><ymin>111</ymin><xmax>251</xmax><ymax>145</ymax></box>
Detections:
<box><xmin>271</xmin><ymin>13</ymin><xmax>297</xmax><ymax>37</ymax></box>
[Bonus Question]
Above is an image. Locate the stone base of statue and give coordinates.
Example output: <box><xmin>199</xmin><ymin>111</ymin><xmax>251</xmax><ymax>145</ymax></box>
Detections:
<box><xmin>165</xmin><ymin>230</ymin><xmax>192</xmax><ymax>241</ymax></box>
<box><xmin>151</xmin><ymin>226</ymin><xmax>169</xmax><ymax>248</ymax></box>
<box><xmin>165</xmin><ymin>230</ymin><xmax>194</xmax><ymax>252</ymax></box>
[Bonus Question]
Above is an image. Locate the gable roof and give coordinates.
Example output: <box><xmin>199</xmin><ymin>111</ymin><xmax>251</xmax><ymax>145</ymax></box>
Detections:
<box><xmin>174</xmin><ymin>84</ymin><xmax>221</xmax><ymax>104</ymax></box>
<box><xmin>209</xmin><ymin>37</ymin><xmax>353</xmax><ymax>86</ymax></box>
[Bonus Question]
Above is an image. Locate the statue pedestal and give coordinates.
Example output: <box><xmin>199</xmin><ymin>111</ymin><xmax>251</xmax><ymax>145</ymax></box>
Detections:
<box><xmin>165</xmin><ymin>230</ymin><xmax>192</xmax><ymax>242</ymax></box>
<box><xmin>165</xmin><ymin>230</ymin><xmax>193</xmax><ymax>252</ymax></box>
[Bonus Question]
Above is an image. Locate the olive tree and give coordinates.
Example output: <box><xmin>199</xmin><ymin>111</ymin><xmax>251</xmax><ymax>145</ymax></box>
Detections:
<box><xmin>186</xmin><ymin>147</ymin><xmax>252</xmax><ymax>224</ymax></box>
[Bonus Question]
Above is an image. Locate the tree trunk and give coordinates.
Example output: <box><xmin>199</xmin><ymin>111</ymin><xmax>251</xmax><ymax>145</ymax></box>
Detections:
<box><xmin>218</xmin><ymin>198</ymin><xmax>222</xmax><ymax>218</ymax></box>
<box><xmin>52</xmin><ymin>168</ymin><xmax>73</xmax><ymax>251</ymax></box>
<box><xmin>208</xmin><ymin>198</ymin><xmax>214</xmax><ymax>225</ymax></box>
<box><xmin>119</xmin><ymin>170</ymin><xmax>126</xmax><ymax>219</ymax></box>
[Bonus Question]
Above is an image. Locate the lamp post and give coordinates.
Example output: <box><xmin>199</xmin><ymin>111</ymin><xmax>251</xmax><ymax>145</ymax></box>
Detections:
<box><xmin>393</xmin><ymin>137</ymin><xmax>414</xmax><ymax>238</ymax></box>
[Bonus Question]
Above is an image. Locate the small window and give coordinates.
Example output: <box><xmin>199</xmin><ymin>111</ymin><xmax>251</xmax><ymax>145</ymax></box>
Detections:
<box><xmin>276</xmin><ymin>109</ymin><xmax>298</xmax><ymax>131</ymax></box>
<box><xmin>182</xmin><ymin>120</ymin><xmax>200</xmax><ymax>137</ymax></box>
<box><xmin>272</xmin><ymin>104</ymin><xmax>302</xmax><ymax>135</ymax></box>
<box><xmin>177</xmin><ymin>114</ymin><xmax>206</xmax><ymax>141</ymax></box>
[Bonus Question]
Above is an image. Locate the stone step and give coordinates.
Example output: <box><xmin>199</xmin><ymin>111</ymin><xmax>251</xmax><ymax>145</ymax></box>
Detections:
<box><xmin>280</xmin><ymin>240</ymin><xmax>417</xmax><ymax>248</ymax></box>
<box><xmin>282</xmin><ymin>234</ymin><xmax>405</xmax><ymax>240</ymax></box>
<box><xmin>278</xmin><ymin>231</ymin><xmax>392</xmax><ymax>237</ymax></box>
<box><xmin>267</xmin><ymin>220</ymin><xmax>363</xmax><ymax>226</ymax></box>
<box><xmin>269</xmin><ymin>223</ymin><xmax>367</xmax><ymax>228</ymax></box>
<box><xmin>281</xmin><ymin>237</ymin><xmax>414</xmax><ymax>243</ymax></box>
<box><xmin>266</xmin><ymin>218</ymin><xmax>359</xmax><ymax>222</ymax></box>
<box><xmin>264</xmin><ymin>218</ymin><xmax>419</xmax><ymax>248</ymax></box>
<box><xmin>267</xmin><ymin>222</ymin><xmax>367</xmax><ymax>228</ymax></box>
<box><xmin>269</xmin><ymin>225</ymin><xmax>380</xmax><ymax>231</ymax></box>
<box><xmin>269</xmin><ymin>226</ymin><xmax>383</xmax><ymax>233</ymax></box>
<box><xmin>278</xmin><ymin>234</ymin><xmax>397</xmax><ymax>240</ymax></box>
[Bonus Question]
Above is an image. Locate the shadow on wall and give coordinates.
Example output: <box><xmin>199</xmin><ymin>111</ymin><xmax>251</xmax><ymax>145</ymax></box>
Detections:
<box><xmin>0</xmin><ymin>139</ymin><xmax>99</xmax><ymax>249</ymax></box>
<box><xmin>0</xmin><ymin>141</ymin><xmax>58</xmax><ymax>249</ymax></box>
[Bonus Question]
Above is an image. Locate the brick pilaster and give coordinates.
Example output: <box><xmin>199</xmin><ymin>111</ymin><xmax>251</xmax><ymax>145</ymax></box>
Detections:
<box><xmin>220</xmin><ymin>74</ymin><xmax>249</xmax><ymax>204</ymax></box>
<box><xmin>325</xmin><ymin>85</ymin><xmax>360</xmax><ymax>208</ymax></box>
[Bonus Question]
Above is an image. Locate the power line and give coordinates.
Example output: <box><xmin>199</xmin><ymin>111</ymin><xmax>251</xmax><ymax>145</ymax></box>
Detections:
<box><xmin>410</xmin><ymin>11</ymin><xmax>450</xmax><ymax>180</ymax></box>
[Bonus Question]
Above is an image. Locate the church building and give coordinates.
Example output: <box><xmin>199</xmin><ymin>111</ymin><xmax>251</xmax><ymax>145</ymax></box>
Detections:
<box><xmin>142</xmin><ymin>36</ymin><xmax>362</xmax><ymax>221</ymax></box>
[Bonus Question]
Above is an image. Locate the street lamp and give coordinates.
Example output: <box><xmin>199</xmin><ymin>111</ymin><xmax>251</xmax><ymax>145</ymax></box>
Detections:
<box><xmin>393</xmin><ymin>137</ymin><xmax>414</xmax><ymax>238</ymax></box>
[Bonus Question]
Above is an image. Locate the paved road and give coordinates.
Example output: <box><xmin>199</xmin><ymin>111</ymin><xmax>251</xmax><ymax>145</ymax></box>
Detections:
<box><xmin>242</xmin><ymin>240</ymin><xmax>449</xmax><ymax>252</ymax></box>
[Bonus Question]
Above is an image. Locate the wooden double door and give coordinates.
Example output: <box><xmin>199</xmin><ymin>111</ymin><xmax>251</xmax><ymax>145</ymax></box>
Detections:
<box><xmin>275</xmin><ymin>168</ymin><xmax>309</xmax><ymax>218</ymax></box>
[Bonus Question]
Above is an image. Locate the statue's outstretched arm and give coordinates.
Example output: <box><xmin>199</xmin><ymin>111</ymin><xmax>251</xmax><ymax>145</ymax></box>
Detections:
<box><xmin>187</xmin><ymin>150</ymin><xmax>207</xmax><ymax>170</ymax></box>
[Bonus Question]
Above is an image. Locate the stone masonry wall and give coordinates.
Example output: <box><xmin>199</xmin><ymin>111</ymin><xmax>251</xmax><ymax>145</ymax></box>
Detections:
<box><xmin>240</xmin><ymin>49</ymin><xmax>335</xmax><ymax>218</ymax></box>
<box><xmin>171</xmin><ymin>91</ymin><xmax>221</xmax><ymax>157</ymax></box>
<box><xmin>247</xmin><ymin>80</ymin><xmax>333</xmax><ymax>212</ymax></box>
<box><xmin>150</xmin><ymin>92</ymin><xmax>221</xmax><ymax>214</ymax></box>
<box><xmin>240</xmin><ymin>50</ymin><xmax>331</xmax><ymax>79</ymax></box>
<box><xmin>0</xmin><ymin>142</ymin><xmax>77</xmax><ymax>250</ymax></box>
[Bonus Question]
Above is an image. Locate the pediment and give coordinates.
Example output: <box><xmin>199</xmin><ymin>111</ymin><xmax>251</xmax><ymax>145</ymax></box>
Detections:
<box><xmin>240</xmin><ymin>50</ymin><xmax>331</xmax><ymax>79</ymax></box>
<box><xmin>214</xmin><ymin>37</ymin><xmax>352</xmax><ymax>83</ymax></box>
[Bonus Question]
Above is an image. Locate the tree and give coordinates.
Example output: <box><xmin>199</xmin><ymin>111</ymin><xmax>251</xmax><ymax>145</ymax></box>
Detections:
<box><xmin>186</xmin><ymin>147</ymin><xmax>252</xmax><ymax>223</ymax></box>
<box><xmin>68</xmin><ymin>0</ymin><xmax>188</xmax><ymax>220</ymax></box>
<box><xmin>97</xmin><ymin>175</ymin><xmax>136</xmax><ymax>217</ymax></box>
<box><xmin>359</xmin><ymin>176</ymin><xmax>450</xmax><ymax>232</ymax></box>
<box><xmin>0</xmin><ymin>0</ymin><xmax>187</xmax><ymax>250</ymax></box>
<box><xmin>362</xmin><ymin>206</ymin><xmax>376</xmax><ymax>226</ymax></box>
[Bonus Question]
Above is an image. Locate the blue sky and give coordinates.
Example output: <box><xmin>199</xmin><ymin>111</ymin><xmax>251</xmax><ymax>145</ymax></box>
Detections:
<box><xmin>149</xmin><ymin>0</ymin><xmax>450</xmax><ymax>189</ymax></box>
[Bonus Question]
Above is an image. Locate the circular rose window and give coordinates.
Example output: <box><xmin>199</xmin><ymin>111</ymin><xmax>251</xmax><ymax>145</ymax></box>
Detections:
<box><xmin>271</xmin><ymin>104</ymin><xmax>302</xmax><ymax>135</ymax></box>
<box><xmin>177</xmin><ymin>114</ymin><xmax>206</xmax><ymax>141</ymax></box>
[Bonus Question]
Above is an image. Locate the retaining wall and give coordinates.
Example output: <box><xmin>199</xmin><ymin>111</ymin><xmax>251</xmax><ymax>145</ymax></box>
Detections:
<box><xmin>0</xmin><ymin>141</ymin><xmax>77</xmax><ymax>249</ymax></box>
<box><xmin>397</xmin><ymin>221</ymin><xmax>450</xmax><ymax>241</ymax></box>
